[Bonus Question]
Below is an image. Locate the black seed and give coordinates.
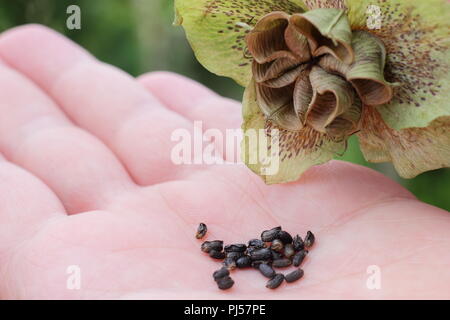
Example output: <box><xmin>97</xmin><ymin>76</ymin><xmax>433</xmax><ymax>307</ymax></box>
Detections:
<box><xmin>259</xmin><ymin>263</ymin><xmax>276</xmax><ymax>278</ymax></box>
<box><xmin>236</xmin><ymin>256</ymin><xmax>252</xmax><ymax>268</ymax></box>
<box><xmin>209</xmin><ymin>249</ymin><xmax>225</xmax><ymax>259</ymax></box>
<box><xmin>285</xmin><ymin>268</ymin><xmax>304</xmax><ymax>283</ymax></box>
<box><xmin>250</xmin><ymin>248</ymin><xmax>272</xmax><ymax>261</ymax></box>
<box><xmin>272</xmin><ymin>258</ymin><xmax>292</xmax><ymax>268</ymax></box>
<box><xmin>271</xmin><ymin>239</ymin><xmax>284</xmax><ymax>252</ymax></box>
<box><xmin>292</xmin><ymin>250</ymin><xmax>308</xmax><ymax>267</ymax></box>
<box><xmin>201</xmin><ymin>240</ymin><xmax>223</xmax><ymax>253</ymax></box>
<box><xmin>251</xmin><ymin>260</ymin><xmax>268</xmax><ymax>269</ymax></box>
<box><xmin>217</xmin><ymin>276</ymin><xmax>234</xmax><ymax>290</ymax></box>
<box><xmin>304</xmin><ymin>231</ymin><xmax>315</xmax><ymax>248</ymax></box>
<box><xmin>283</xmin><ymin>243</ymin><xmax>295</xmax><ymax>259</ymax></box>
<box><xmin>226</xmin><ymin>251</ymin><xmax>244</xmax><ymax>260</ymax></box>
<box><xmin>248</xmin><ymin>239</ymin><xmax>265</xmax><ymax>248</ymax></box>
<box><xmin>271</xmin><ymin>250</ymin><xmax>282</xmax><ymax>260</ymax></box>
<box><xmin>223</xmin><ymin>257</ymin><xmax>237</xmax><ymax>270</ymax></box>
<box><xmin>213</xmin><ymin>267</ymin><xmax>229</xmax><ymax>281</ymax></box>
<box><xmin>276</xmin><ymin>230</ymin><xmax>293</xmax><ymax>244</ymax></box>
<box><xmin>293</xmin><ymin>234</ymin><xmax>304</xmax><ymax>251</ymax></box>
<box><xmin>195</xmin><ymin>223</ymin><xmax>207</xmax><ymax>239</ymax></box>
<box><xmin>224</xmin><ymin>243</ymin><xmax>247</xmax><ymax>253</ymax></box>
<box><xmin>261</xmin><ymin>226</ymin><xmax>281</xmax><ymax>242</ymax></box>
<box><xmin>266</xmin><ymin>274</ymin><xmax>284</xmax><ymax>289</ymax></box>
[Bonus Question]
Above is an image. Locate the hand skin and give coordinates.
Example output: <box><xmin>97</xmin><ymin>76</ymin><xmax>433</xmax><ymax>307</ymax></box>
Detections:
<box><xmin>0</xmin><ymin>25</ymin><xmax>448</xmax><ymax>300</ymax></box>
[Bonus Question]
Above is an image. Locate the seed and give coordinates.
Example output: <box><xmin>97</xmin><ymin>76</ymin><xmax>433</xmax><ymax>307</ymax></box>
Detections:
<box><xmin>195</xmin><ymin>223</ymin><xmax>207</xmax><ymax>239</ymax></box>
<box><xmin>250</xmin><ymin>248</ymin><xmax>272</xmax><ymax>261</ymax></box>
<box><xmin>283</xmin><ymin>243</ymin><xmax>295</xmax><ymax>259</ymax></box>
<box><xmin>272</xmin><ymin>258</ymin><xmax>292</xmax><ymax>268</ymax></box>
<box><xmin>271</xmin><ymin>250</ymin><xmax>282</xmax><ymax>260</ymax></box>
<box><xmin>271</xmin><ymin>239</ymin><xmax>284</xmax><ymax>252</ymax></box>
<box><xmin>209</xmin><ymin>249</ymin><xmax>225</xmax><ymax>259</ymax></box>
<box><xmin>261</xmin><ymin>226</ymin><xmax>281</xmax><ymax>242</ymax></box>
<box><xmin>236</xmin><ymin>255</ymin><xmax>252</xmax><ymax>268</ymax></box>
<box><xmin>276</xmin><ymin>230</ymin><xmax>293</xmax><ymax>244</ymax></box>
<box><xmin>251</xmin><ymin>260</ymin><xmax>268</xmax><ymax>269</ymax></box>
<box><xmin>285</xmin><ymin>268</ymin><xmax>304</xmax><ymax>283</ymax></box>
<box><xmin>213</xmin><ymin>267</ymin><xmax>230</xmax><ymax>281</ymax></box>
<box><xmin>292</xmin><ymin>234</ymin><xmax>304</xmax><ymax>251</ymax></box>
<box><xmin>266</xmin><ymin>274</ymin><xmax>284</xmax><ymax>289</ymax></box>
<box><xmin>223</xmin><ymin>257</ymin><xmax>237</xmax><ymax>270</ymax></box>
<box><xmin>224</xmin><ymin>243</ymin><xmax>247</xmax><ymax>253</ymax></box>
<box><xmin>248</xmin><ymin>239</ymin><xmax>265</xmax><ymax>249</ymax></box>
<box><xmin>292</xmin><ymin>250</ymin><xmax>308</xmax><ymax>267</ymax></box>
<box><xmin>217</xmin><ymin>276</ymin><xmax>234</xmax><ymax>290</ymax></box>
<box><xmin>304</xmin><ymin>231</ymin><xmax>315</xmax><ymax>248</ymax></box>
<box><xmin>201</xmin><ymin>240</ymin><xmax>223</xmax><ymax>253</ymax></box>
<box><xmin>259</xmin><ymin>263</ymin><xmax>276</xmax><ymax>278</ymax></box>
<box><xmin>226</xmin><ymin>251</ymin><xmax>244</xmax><ymax>260</ymax></box>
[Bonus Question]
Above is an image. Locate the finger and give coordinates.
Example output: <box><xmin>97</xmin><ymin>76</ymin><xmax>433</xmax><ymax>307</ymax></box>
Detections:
<box><xmin>0</xmin><ymin>156</ymin><xmax>66</xmax><ymax>254</ymax></box>
<box><xmin>0</xmin><ymin>61</ymin><xmax>135</xmax><ymax>214</ymax></box>
<box><xmin>0</xmin><ymin>24</ymin><xmax>206</xmax><ymax>185</ymax></box>
<box><xmin>138</xmin><ymin>72</ymin><xmax>243</xmax><ymax>162</ymax></box>
<box><xmin>137</xmin><ymin>71</ymin><xmax>242</xmax><ymax>131</ymax></box>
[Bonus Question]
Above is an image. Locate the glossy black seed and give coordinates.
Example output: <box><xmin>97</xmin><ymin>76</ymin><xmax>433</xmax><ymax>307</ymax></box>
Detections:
<box><xmin>201</xmin><ymin>240</ymin><xmax>223</xmax><ymax>253</ymax></box>
<box><xmin>292</xmin><ymin>250</ymin><xmax>308</xmax><ymax>267</ymax></box>
<box><xmin>223</xmin><ymin>257</ymin><xmax>237</xmax><ymax>270</ymax></box>
<box><xmin>271</xmin><ymin>239</ymin><xmax>284</xmax><ymax>252</ymax></box>
<box><xmin>195</xmin><ymin>223</ymin><xmax>207</xmax><ymax>239</ymax></box>
<box><xmin>283</xmin><ymin>243</ymin><xmax>295</xmax><ymax>259</ymax></box>
<box><xmin>251</xmin><ymin>260</ymin><xmax>268</xmax><ymax>269</ymax></box>
<box><xmin>266</xmin><ymin>274</ymin><xmax>284</xmax><ymax>289</ymax></box>
<box><xmin>209</xmin><ymin>249</ymin><xmax>225</xmax><ymax>259</ymax></box>
<box><xmin>217</xmin><ymin>276</ymin><xmax>234</xmax><ymax>290</ymax></box>
<box><xmin>304</xmin><ymin>231</ymin><xmax>315</xmax><ymax>248</ymax></box>
<box><xmin>250</xmin><ymin>248</ymin><xmax>272</xmax><ymax>261</ymax></box>
<box><xmin>248</xmin><ymin>239</ymin><xmax>265</xmax><ymax>249</ymax></box>
<box><xmin>261</xmin><ymin>226</ymin><xmax>281</xmax><ymax>242</ymax></box>
<box><xmin>285</xmin><ymin>268</ymin><xmax>304</xmax><ymax>283</ymax></box>
<box><xmin>271</xmin><ymin>250</ymin><xmax>282</xmax><ymax>260</ymax></box>
<box><xmin>272</xmin><ymin>258</ymin><xmax>292</xmax><ymax>268</ymax></box>
<box><xmin>236</xmin><ymin>255</ymin><xmax>252</xmax><ymax>268</ymax></box>
<box><xmin>259</xmin><ymin>263</ymin><xmax>276</xmax><ymax>278</ymax></box>
<box><xmin>276</xmin><ymin>230</ymin><xmax>293</xmax><ymax>244</ymax></box>
<box><xmin>224</xmin><ymin>243</ymin><xmax>247</xmax><ymax>253</ymax></box>
<box><xmin>226</xmin><ymin>251</ymin><xmax>244</xmax><ymax>260</ymax></box>
<box><xmin>213</xmin><ymin>267</ymin><xmax>229</xmax><ymax>281</ymax></box>
<box><xmin>293</xmin><ymin>235</ymin><xmax>304</xmax><ymax>251</ymax></box>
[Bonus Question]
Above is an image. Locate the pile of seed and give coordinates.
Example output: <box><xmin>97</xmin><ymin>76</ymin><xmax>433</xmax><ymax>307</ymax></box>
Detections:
<box><xmin>196</xmin><ymin>223</ymin><xmax>315</xmax><ymax>290</ymax></box>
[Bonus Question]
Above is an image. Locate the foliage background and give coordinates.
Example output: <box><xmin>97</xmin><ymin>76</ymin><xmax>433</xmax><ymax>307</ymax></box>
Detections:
<box><xmin>0</xmin><ymin>0</ymin><xmax>448</xmax><ymax>211</ymax></box>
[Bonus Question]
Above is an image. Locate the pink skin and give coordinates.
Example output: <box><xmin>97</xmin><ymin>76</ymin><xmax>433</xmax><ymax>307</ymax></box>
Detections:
<box><xmin>0</xmin><ymin>25</ymin><xmax>448</xmax><ymax>300</ymax></box>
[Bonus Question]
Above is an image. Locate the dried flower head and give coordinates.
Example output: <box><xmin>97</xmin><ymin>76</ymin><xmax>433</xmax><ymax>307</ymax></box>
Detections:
<box><xmin>175</xmin><ymin>0</ymin><xmax>450</xmax><ymax>184</ymax></box>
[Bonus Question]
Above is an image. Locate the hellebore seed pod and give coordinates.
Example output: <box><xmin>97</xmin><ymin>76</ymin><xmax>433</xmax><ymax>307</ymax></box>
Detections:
<box><xmin>217</xmin><ymin>276</ymin><xmax>234</xmax><ymax>290</ymax></box>
<box><xmin>213</xmin><ymin>267</ymin><xmax>230</xmax><ymax>281</ymax></box>
<box><xmin>271</xmin><ymin>239</ymin><xmax>284</xmax><ymax>253</ymax></box>
<box><xmin>250</xmin><ymin>248</ymin><xmax>272</xmax><ymax>261</ymax></box>
<box><xmin>236</xmin><ymin>256</ymin><xmax>252</xmax><ymax>268</ymax></box>
<box><xmin>293</xmin><ymin>235</ymin><xmax>304</xmax><ymax>251</ymax></box>
<box><xmin>276</xmin><ymin>230</ymin><xmax>293</xmax><ymax>244</ymax></box>
<box><xmin>224</xmin><ymin>244</ymin><xmax>247</xmax><ymax>253</ymax></box>
<box><xmin>284</xmin><ymin>243</ymin><xmax>295</xmax><ymax>259</ymax></box>
<box><xmin>201</xmin><ymin>240</ymin><xmax>223</xmax><ymax>253</ymax></box>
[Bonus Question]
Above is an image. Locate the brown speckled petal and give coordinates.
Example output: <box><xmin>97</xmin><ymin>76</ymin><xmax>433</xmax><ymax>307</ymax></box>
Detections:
<box><xmin>293</xmin><ymin>68</ymin><xmax>313</xmax><ymax>122</ymax></box>
<box><xmin>255</xmin><ymin>82</ymin><xmax>295</xmax><ymax>117</ymax></box>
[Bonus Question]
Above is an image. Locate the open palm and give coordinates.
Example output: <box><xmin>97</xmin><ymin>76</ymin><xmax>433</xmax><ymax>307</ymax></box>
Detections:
<box><xmin>0</xmin><ymin>25</ymin><xmax>448</xmax><ymax>300</ymax></box>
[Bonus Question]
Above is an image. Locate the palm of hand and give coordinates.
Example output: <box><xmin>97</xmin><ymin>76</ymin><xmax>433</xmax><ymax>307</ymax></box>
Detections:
<box><xmin>0</xmin><ymin>25</ymin><xmax>448</xmax><ymax>300</ymax></box>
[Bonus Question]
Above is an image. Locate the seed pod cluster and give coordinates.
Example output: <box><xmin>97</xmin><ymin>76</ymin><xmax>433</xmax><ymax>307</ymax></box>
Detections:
<box><xmin>197</xmin><ymin>223</ymin><xmax>315</xmax><ymax>291</ymax></box>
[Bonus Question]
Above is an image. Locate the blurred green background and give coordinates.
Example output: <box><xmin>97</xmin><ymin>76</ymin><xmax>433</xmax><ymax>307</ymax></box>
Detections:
<box><xmin>0</xmin><ymin>0</ymin><xmax>448</xmax><ymax>211</ymax></box>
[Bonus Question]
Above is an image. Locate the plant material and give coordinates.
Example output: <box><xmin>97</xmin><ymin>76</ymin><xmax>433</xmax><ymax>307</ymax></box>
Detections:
<box><xmin>175</xmin><ymin>0</ymin><xmax>450</xmax><ymax>184</ymax></box>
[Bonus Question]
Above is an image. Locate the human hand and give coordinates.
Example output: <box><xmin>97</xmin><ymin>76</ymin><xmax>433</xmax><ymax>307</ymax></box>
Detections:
<box><xmin>0</xmin><ymin>25</ymin><xmax>448</xmax><ymax>299</ymax></box>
